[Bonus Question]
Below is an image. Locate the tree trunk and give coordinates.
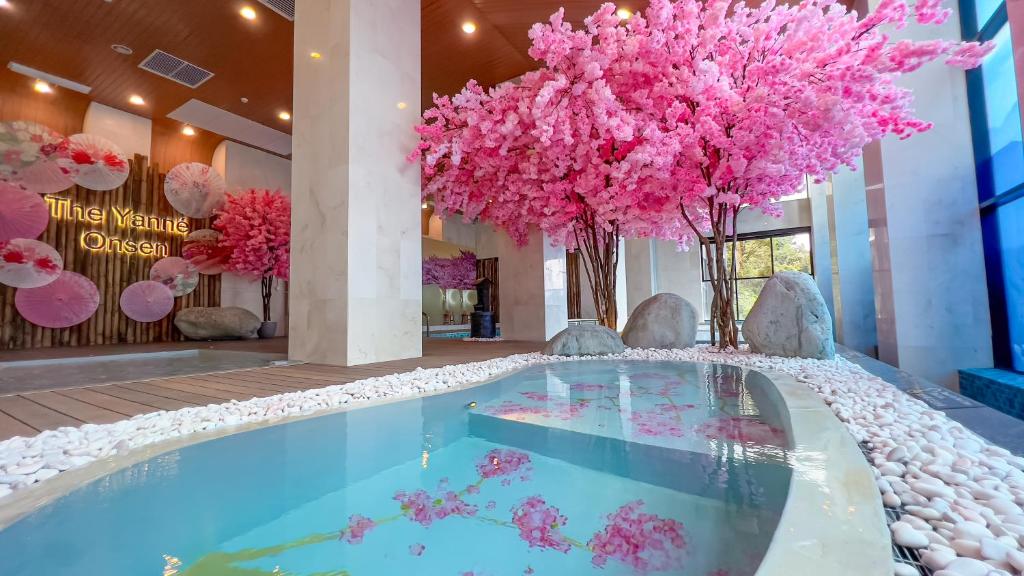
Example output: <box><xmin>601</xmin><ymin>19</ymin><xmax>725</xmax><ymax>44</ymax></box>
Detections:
<box><xmin>682</xmin><ymin>200</ymin><xmax>740</xmax><ymax>349</ymax></box>
<box><xmin>574</xmin><ymin>219</ymin><xmax>620</xmax><ymax>330</ymax></box>
<box><xmin>261</xmin><ymin>276</ymin><xmax>273</xmax><ymax>322</ymax></box>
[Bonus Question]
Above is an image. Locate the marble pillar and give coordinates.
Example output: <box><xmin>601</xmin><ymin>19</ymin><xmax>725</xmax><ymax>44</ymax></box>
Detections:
<box><xmin>497</xmin><ymin>229</ymin><xmax>568</xmax><ymax>341</ymax></box>
<box><xmin>625</xmin><ymin>239</ymin><xmax>657</xmax><ymax>317</ymax></box>
<box><xmin>861</xmin><ymin>0</ymin><xmax>993</xmax><ymax>386</ymax></box>
<box><xmin>289</xmin><ymin>0</ymin><xmax>422</xmax><ymax>365</ymax></box>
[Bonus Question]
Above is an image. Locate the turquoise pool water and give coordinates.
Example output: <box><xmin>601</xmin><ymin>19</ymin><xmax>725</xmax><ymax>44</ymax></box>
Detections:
<box><xmin>0</xmin><ymin>361</ymin><xmax>793</xmax><ymax>575</ymax></box>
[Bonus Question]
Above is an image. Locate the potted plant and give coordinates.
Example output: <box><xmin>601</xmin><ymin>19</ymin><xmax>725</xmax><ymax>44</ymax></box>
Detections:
<box><xmin>214</xmin><ymin>188</ymin><xmax>291</xmax><ymax>338</ymax></box>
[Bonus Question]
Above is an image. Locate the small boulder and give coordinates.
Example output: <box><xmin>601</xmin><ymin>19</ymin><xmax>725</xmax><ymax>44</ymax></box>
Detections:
<box><xmin>544</xmin><ymin>324</ymin><xmax>624</xmax><ymax>357</ymax></box>
<box><xmin>741</xmin><ymin>272</ymin><xmax>835</xmax><ymax>359</ymax></box>
<box><xmin>621</xmin><ymin>293</ymin><xmax>697</xmax><ymax>350</ymax></box>
<box><xmin>175</xmin><ymin>307</ymin><xmax>261</xmax><ymax>340</ymax></box>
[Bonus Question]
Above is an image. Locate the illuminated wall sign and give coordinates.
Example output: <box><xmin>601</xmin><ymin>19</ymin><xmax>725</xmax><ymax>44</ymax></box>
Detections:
<box><xmin>44</xmin><ymin>196</ymin><xmax>191</xmax><ymax>258</ymax></box>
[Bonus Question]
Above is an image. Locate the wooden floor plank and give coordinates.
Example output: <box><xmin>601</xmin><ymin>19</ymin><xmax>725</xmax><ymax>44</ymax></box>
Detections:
<box><xmin>0</xmin><ymin>409</ymin><xmax>38</xmax><ymax>438</ymax></box>
<box><xmin>188</xmin><ymin>375</ymin><xmax>297</xmax><ymax>395</ymax></box>
<box><xmin>0</xmin><ymin>396</ymin><xmax>82</xmax><ymax>430</ymax></box>
<box><xmin>212</xmin><ymin>371</ymin><xmax>323</xmax><ymax>390</ymax></box>
<box><xmin>56</xmin><ymin>388</ymin><xmax>155</xmax><ymax>417</ymax></box>
<box><xmin>95</xmin><ymin>385</ymin><xmax>196</xmax><ymax>411</ymax></box>
<box><xmin>118</xmin><ymin>381</ymin><xmax>230</xmax><ymax>405</ymax></box>
<box><xmin>144</xmin><ymin>379</ymin><xmax>269</xmax><ymax>401</ymax></box>
<box><xmin>22</xmin><ymin>391</ymin><xmax>127</xmax><ymax>424</ymax></box>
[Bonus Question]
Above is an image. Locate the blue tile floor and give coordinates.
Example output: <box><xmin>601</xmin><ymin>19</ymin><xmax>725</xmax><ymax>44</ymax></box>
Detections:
<box><xmin>840</xmin><ymin>346</ymin><xmax>1024</xmax><ymax>455</ymax></box>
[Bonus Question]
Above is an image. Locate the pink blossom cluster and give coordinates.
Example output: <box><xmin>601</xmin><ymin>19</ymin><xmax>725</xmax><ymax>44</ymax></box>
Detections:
<box><xmin>213</xmin><ymin>189</ymin><xmax>290</xmax><ymax>280</ymax></box>
<box><xmin>510</xmin><ymin>495</ymin><xmax>571</xmax><ymax>553</ymax></box>
<box><xmin>482</xmin><ymin>400</ymin><xmax>590</xmax><ymax>421</ymax></box>
<box><xmin>393</xmin><ymin>483</ymin><xmax>479</xmax><ymax>527</ymax></box>
<box><xmin>694</xmin><ymin>416</ymin><xmax>787</xmax><ymax>446</ymax></box>
<box><xmin>422</xmin><ymin>249</ymin><xmax>476</xmax><ymax>289</ymax></box>
<box><xmin>475</xmin><ymin>448</ymin><xmax>533</xmax><ymax>480</ymax></box>
<box><xmin>629</xmin><ymin>403</ymin><xmax>695</xmax><ymax>437</ymax></box>
<box><xmin>410</xmin><ymin>0</ymin><xmax>992</xmax><ymax>249</ymax></box>
<box><xmin>588</xmin><ymin>500</ymin><xmax>688</xmax><ymax>572</ymax></box>
<box><xmin>339</xmin><ymin>514</ymin><xmax>376</xmax><ymax>544</ymax></box>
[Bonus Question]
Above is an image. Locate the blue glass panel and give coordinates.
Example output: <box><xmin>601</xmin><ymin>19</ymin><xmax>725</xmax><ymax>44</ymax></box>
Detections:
<box><xmin>979</xmin><ymin>25</ymin><xmax>1024</xmax><ymax>196</ymax></box>
<box><xmin>996</xmin><ymin>199</ymin><xmax>1024</xmax><ymax>370</ymax></box>
<box><xmin>976</xmin><ymin>0</ymin><xmax>1001</xmax><ymax>30</ymax></box>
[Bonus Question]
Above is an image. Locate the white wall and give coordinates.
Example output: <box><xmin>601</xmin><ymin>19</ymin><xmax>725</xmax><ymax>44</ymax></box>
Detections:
<box><xmin>82</xmin><ymin>102</ymin><xmax>152</xmax><ymax>158</ymax></box>
<box><xmin>214</xmin><ymin>140</ymin><xmax>292</xmax><ymax>333</ymax></box>
<box><xmin>496</xmin><ymin>228</ymin><xmax>568</xmax><ymax>341</ymax></box>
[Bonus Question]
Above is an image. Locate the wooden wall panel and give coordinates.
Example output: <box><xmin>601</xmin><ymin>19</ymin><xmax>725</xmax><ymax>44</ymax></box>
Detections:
<box><xmin>150</xmin><ymin>118</ymin><xmax>224</xmax><ymax>170</ymax></box>
<box><xmin>0</xmin><ymin>68</ymin><xmax>89</xmax><ymax>135</ymax></box>
<box><xmin>0</xmin><ymin>155</ymin><xmax>221</xmax><ymax>350</ymax></box>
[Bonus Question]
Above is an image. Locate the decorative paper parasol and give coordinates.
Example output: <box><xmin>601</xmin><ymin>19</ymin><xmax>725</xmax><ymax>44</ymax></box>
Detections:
<box><xmin>120</xmin><ymin>280</ymin><xmax>174</xmax><ymax>322</ymax></box>
<box><xmin>164</xmin><ymin>162</ymin><xmax>226</xmax><ymax>218</ymax></box>
<box><xmin>15</xmin><ymin>270</ymin><xmax>98</xmax><ymax>328</ymax></box>
<box><xmin>0</xmin><ymin>120</ymin><xmax>74</xmax><ymax>194</ymax></box>
<box><xmin>0</xmin><ymin>238</ymin><xmax>63</xmax><ymax>288</ymax></box>
<box><xmin>182</xmin><ymin>228</ymin><xmax>229</xmax><ymax>274</ymax></box>
<box><xmin>150</xmin><ymin>256</ymin><xmax>199</xmax><ymax>296</ymax></box>
<box><xmin>0</xmin><ymin>183</ymin><xmax>50</xmax><ymax>241</ymax></box>
<box><xmin>63</xmin><ymin>133</ymin><xmax>129</xmax><ymax>191</ymax></box>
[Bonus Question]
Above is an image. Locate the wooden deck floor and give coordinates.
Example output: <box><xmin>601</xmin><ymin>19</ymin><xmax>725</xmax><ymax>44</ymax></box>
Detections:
<box><xmin>0</xmin><ymin>339</ymin><xmax>541</xmax><ymax>441</ymax></box>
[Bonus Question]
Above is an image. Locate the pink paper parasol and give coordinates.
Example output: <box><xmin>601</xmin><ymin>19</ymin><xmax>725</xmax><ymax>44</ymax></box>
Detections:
<box><xmin>182</xmin><ymin>228</ymin><xmax>228</xmax><ymax>275</ymax></box>
<box><xmin>164</xmin><ymin>162</ymin><xmax>226</xmax><ymax>218</ymax></box>
<box><xmin>120</xmin><ymin>280</ymin><xmax>174</xmax><ymax>322</ymax></box>
<box><xmin>15</xmin><ymin>270</ymin><xmax>98</xmax><ymax>328</ymax></box>
<box><xmin>0</xmin><ymin>120</ymin><xmax>74</xmax><ymax>194</ymax></box>
<box><xmin>150</xmin><ymin>256</ymin><xmax>199</xmax><ymax>296</ymax></box>
<box><xmin>0</xmin><ymin>238</ymin><xmax>63</xmax><ymax>288</ymax></box>
<box><xmin>63</xmin><ymin>133</ymin><xmax>129</xmax><ymax>191</ymax></box>
<box><xmin>0</xmin><ymin>183</ymin><xmax>50</xmax><ymax>241</ymax></box>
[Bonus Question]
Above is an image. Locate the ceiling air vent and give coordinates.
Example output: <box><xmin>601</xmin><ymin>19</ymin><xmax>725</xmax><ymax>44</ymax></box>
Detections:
<box><xmin>138</xmin><ymin>50</ymin><xmax>214</xmax><ymax>88</ymax></box>
<box><xmin>257</xmin><ymin>0</ymin><xmax>294</xmax><ymax>21</ymax></box>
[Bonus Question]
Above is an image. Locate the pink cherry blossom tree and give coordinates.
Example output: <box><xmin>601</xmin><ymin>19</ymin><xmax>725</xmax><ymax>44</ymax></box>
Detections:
<box><xmin>411</xmin><ymin>0</ymin><xmax>990</xmax><ymax>342</ymax></box>
<box><xmin>214</xmin><ymin>189</ymin><xmax>291</xmax><ymax>322</ymax></box>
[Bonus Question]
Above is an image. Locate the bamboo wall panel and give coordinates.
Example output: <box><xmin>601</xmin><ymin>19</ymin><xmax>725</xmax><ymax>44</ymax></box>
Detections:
<box><xmin>0</xmin><ymin>155</ymin><xmax>221</xmax><ymax>350</ymax></box>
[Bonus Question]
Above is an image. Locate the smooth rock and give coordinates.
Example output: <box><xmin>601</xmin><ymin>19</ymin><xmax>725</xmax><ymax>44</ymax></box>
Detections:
<box><xmin>944</xmin><ymin>557</ymin><xmax>995</xmax><ymax>576</ymax></box>
<box><xmin>893</xmin><ymin>523</ymin><xmax>930</xmax><ymax>549</ymax></box>
<box><xmin>620</xmin><ymin>293</ymin><xmax>697</xmax><ymax>350</ymax></box>
<box><xmin>894</xmin><ymin>562</ymin><xmax>919</xmax><ymax>576</ymax></box>
<box><xmin>174</xmin><ymin>307</ymin><xmax>261</xmax><ymax>340</ymax></box>
<box><xmin>543</xmin><ymin>325</ymin><xmax>625</xmax><ymax>357</ymax></box>
<box><xmin>741</xmin><ymin>271</ymin><xmax>835</xmax><ymax>359</ymax></box>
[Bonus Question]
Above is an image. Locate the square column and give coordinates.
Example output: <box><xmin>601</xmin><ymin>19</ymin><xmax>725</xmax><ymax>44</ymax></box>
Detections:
<box><xmin>497</xmin><ymin>229</ymin><xmax>569</xmax><ymax>341</ymax></box>
<box><xmin>289</xmin><ymin>0</ymin><xmax>422</xmax><ymax>365</ymax></box>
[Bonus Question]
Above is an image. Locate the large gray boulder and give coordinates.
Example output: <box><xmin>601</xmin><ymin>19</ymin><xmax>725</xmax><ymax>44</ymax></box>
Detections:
<box><xmin>544</xmin><ymin>324</ymin><xmax>625</xmax><ymax>357</ymax></box>
<box><xmin>175</xmin><ymin>307</ymin><xmax>261</xmax><ymax>340</ymax></box>
<box><xmin>742</xmin><ymin>272</ymin><xmax>835</xmax><ymax>359</ymax></box>
<box><xmin>621</xmin><ymin>293</ymin><xmax>697</xmax><ymax>350</ymax></box>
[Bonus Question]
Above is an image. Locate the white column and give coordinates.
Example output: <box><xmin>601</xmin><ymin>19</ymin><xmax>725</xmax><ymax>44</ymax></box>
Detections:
<box><xmin>497</xmin><ymin>229</ymin><xmax>568</xmax><ymax>341</ymax></box>
<box><xmin>290</xmin><ymin>0</ymin><xmax>422</xmax><ymax>365</ymax></box>
<box><xmin>624</xmin><ymin>239</ymin><xmax>656</xmax><ymax>318</ymax></box>
<box><xmin>862</xmin><ymin>0</ymin><xmax>993</xmax><ymax>386</ymax></box>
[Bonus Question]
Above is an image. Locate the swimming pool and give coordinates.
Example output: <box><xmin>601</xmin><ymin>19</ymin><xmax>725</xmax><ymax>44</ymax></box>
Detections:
<box><xmin>0</xmin><ymin>360</ymin><xmax>884</xmax><ymax>575</ymax></box>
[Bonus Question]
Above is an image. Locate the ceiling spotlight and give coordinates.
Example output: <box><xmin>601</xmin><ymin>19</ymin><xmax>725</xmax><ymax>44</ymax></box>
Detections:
<box><xmin>422</xmin><ymin>203</ymin><xmax>429</xmax><ymax>209</ymax></box>
<box><xmin>181</xmin><ymin>125</ymin><xmax>196</xmax><ymax>136</ymax></box>
<box><xmin>616</xmin><ymin>7</ymin><xmax>633</xmax><ymax>19</ymax></box>
<box><xmin>0</xmin><ymin>0</ymin><xmax>10</xmax><ymax>8</ymax></box>
<box><xmin>309</xmin><ymin>51</ymin><xmax>322</xmax><ymax>60</ymax></box>
<box><xmin>278</xmin><ymin>111</ymin><xmax>291</xmax><ymax>121</ymax></box>
<box><xmin>461</xmin><ymin>21</ymin><xmax>477</xmax><ymax>34</ymax></box>
<box><xmin>128</xmin><ymin>94</ymin><xmax>145</xmax><ymax>106</ymax></box>
<box><xmin>111</xmin><ymin>44</ymin><xmax>133</xmax><ymax>55</ymax></box>
<box><xmin>240</xmin><ymin>6</ymin><xmax>256</xmax><ymax>20</ymax></box>
<box><xmin>33</xmin><ymin>79</ymin><xmax>53</xmax><ymax>94</ymax></box>
<box><xmin>397</xmin><ymin>101</ymin><xmax>408</xmax><ymax>110</ymax></box>
<box><xmin>240</xmin><ymin>97</ymin><xmax>249</xmax><ymax>103</ymax></box>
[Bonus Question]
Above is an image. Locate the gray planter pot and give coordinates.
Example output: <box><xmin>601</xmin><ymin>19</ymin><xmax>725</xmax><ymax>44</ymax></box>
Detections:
<box><xmin>257</xmin><ymin>321</ymin><xmax>278</xmax><ymax>339</ymax></box>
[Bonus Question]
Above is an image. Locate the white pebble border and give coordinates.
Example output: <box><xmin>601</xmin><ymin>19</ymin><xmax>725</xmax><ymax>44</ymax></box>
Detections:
<box><xmin>1</xmin><ymin>346</ymin><xmax>1024</xmax><ymax>576</ymax></box>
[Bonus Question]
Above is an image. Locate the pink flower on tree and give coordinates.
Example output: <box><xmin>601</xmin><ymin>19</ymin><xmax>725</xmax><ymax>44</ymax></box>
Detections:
<box><xmin>214</xmin><ymin>189</ymin><xmax>290</xmax><ymax>322</ymax></box>
<box><xmin>588</xmin><ymin>500</ymin><xmax>688</xmax><ymax>573</ymax></box>
<box><xmin>475</xmin><ymin>448</ymin><xmax>533</xmax><ymax>480</ymax></box>
<box><xmin>422</xmin><ymin>250</ymin><xmax>476</xmax><ymax>289</ymax></box>
<box><xmin>339</xmin><ymin>514</ymin><xmax>376</xmax><ymax>544</ymax></box>
<box><xmin>510</xmin><ymin>496</ymin><xmax>571</xmax><ymax>553</ymax></box>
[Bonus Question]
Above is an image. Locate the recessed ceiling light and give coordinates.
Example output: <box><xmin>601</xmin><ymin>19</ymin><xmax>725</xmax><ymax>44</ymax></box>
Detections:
<box><xmin>128</xmin><ymin>94</ymin><xmax>145</xmax><ymax>106</ymax></box>
<box><xmin>240</xmin><ymin>97</ymin><xmax>249</xmax><ymax>104</ymax></box>
<box><xmin>616</xmin><ymin>7</ymin><xmax>633</xmax><ymax>20</ymax></box>
<box><xmin>240</xmin><ymin>6</ymin><xmax>256</xmax><ymax>20</ymax></box>
<box><xmin>111</xmin><ymin>44</ymin><xmax>133</xmax><ymax>55</ymax></box>
<box><xmin>397</xmin><ymin>101</ymin><xmax>408</xmax><ymax>110</ymax></box>
<box><xmin>33</xmin><ymin>80</ymin><xmax>53</xmax><ymax>94</ymax></box>
<box><xmin>181</xmin><ymin>125</ymin><xmax>196</xmax><ymax>136</ymax></box>
<box><xmin>278</xmin><ymin>111</ymin><xmax>291</xmax><ymax>121</ymax></box>
<box><xmin>309</xmin><ymin>51</ymin><xmax>322</xmax><ymax>60</ymax></box>
<box><xmin>421</xmin><ymin>203</ymin><xmax>429</xmax><ymax>210</ymax></box>
<box><xmin>0</xmin><ymin>1</ymin><xmax>11</xmax><ymax>8</ymax></box>
<box><xmin>461</xmin><ymin>21</ymin><xmax>477</xmax><ymax>34</ymax></box>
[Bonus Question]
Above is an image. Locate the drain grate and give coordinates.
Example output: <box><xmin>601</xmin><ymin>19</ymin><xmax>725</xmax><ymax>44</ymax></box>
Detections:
<box><xmin>860</xmin><ymin>442</ymin><xmax>935</xmax><ymax>575</ymax></box>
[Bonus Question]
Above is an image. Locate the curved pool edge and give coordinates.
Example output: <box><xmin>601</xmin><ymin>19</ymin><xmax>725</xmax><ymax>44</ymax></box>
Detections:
<box><xmin>750</xmin><ymin>366</ymin><xmax>893</xmax><ymax>576</ymax></box>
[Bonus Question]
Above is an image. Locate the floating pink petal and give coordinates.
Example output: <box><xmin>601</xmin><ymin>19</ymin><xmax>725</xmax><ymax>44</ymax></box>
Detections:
<box><xmin>119</xmin><ymin>280</ymin><xmax>174</xmax><ymax>323</ymax></box>
<box><xmin>0</xmin><ymin>239</ymin><xmax>63</xmax><ymax>288</ymax></box>
<box><xmin>15</xmin><ymin>270</ymin><xmax>98</xmax><ymax>328</ymax></box>
<box><xmin>0</xmin><ymin>183</ymin><xmax>50</xmax><ymax>241</ymax></box>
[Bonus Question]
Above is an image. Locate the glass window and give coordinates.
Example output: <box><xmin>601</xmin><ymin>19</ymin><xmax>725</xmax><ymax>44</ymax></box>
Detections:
<box><xmin>772</xmin><ymin>233</ymin><xmax>813</xmax><ymax>274</ymax></box>
<box><xmin>978</xmin><ymin>25</ymin><xmax>1024</xmax><ymax>196</ymax></box>
<box><xmin>975</xmin><ymin>0</ymin><xmax>1001</xmax><ymax>30</ymax></box>
<box><xmin>996</xmin><ymin>200</ymin><xmax>1024</xmax><ymax>369</ymax></box>
<box><xmin>735</xmin><ymin>239</ymin><xmax>772</xmax><ymax>277</ymax></box>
